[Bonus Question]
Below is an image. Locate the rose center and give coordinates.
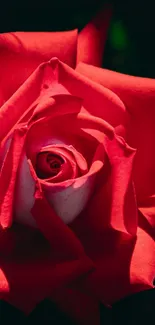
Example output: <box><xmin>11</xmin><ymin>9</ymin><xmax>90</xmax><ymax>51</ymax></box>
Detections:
<box><xmin>50</xmin><ymin>161</ymin><xmax>60</xmax><ymax>169</ymax></box>
<box><xmin>36</xmin><ymin>152</ymin><xmax>64</xmax><ymax>179</ymax></box>
<box><xmin>47</xmin><ymin>154</ymin><xmax>64</xmax><ymax>174</ymax></box>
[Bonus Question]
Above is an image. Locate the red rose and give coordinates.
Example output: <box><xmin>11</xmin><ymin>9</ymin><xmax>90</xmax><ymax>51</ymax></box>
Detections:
<box><xmin>0</xmin><ymin>6</ymin><xmax>155</xmax><ymax>325</ymax></box>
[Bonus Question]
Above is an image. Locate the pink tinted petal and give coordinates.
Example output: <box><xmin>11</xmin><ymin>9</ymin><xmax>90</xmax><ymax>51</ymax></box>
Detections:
<box><xmin>14</xmin><ymin>155</ymin><xmax>36</xmax><ymax>228</ymax></box>
<box><xmin>41</xmin><ymin>143</ymin><xmax>104</xmax><ymax>224</ymax></box>
<box><xmin>77</xmin><ymin>5</ymin><xmax>112</xmax><ymax>66</ymax></box>
<box><xmin>0</xmin><ymin>126</ymin><xmax>27</xmax><ymax>228</ymax></box>
<box><xmin>14</xmin><ymin>141</ymin><xmax>95</xmax><ymax>227</ymax></box>
<box><xmin>43</xmin><ymin>177</ymin><xmax>94</xmax><ymax>224</ymax></box>
<box><xmin>31</xmin><ymin>180</ymin><xmax>92</xmax><ymax>260</ymax></box>
<box><xmin>0</xmin><ymin>30</ymin><xmax>77</xmax><ymax>106</ymax></box>
<box><xmin>0</xmin><ymin>135</ymin><xmax>12</xmax><ymax>169</ymax></box>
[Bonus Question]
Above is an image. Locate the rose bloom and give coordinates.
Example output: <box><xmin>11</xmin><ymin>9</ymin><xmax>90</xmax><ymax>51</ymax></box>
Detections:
<box><xmin>0</xmin><ymin>6</ymin><xmax>155</xmax><ymax>325</ymax></box>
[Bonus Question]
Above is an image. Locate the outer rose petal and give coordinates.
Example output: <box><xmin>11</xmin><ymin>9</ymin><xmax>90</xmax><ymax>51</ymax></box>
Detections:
<box><xmin>0</xmin><ymin>30</ymin><xmax>77</xmax><ymax>106</ymax></box>
<box><xmin>0</xmin><ymin>248</ymin><xmax>93</xmax><ymax>314</ymax></box>
<box><xmin>0</xmin><ymin>63</ymin><xmax>57</xmax><ymax>142</ymax></box>
<box><xmin>77</xmin><ymin>4</ymin><xmax>112</xmax><ymax>67</ymax></box>
<box><xmin>139</xmin><ymin>196</ymin><xmax>155</xmax><ymax>232</ymax></box>
<box><xmin>70</xmin><ymin>223</ymin><xmax>155</xmax><ymax>305</ymax></box>
<box><xmin>130</xmin><ymin>226</ymin><xmax>155</xmax><ymax>288</ymax></box>
<box><xmin>50</xmin><ymin>288</ymin><xmax>100</xmax><ymax>325</ymax></box>
<box><xmin>76</xmin><ymin>62</ymin><xmax>155</xmax><ymax>216</ymax></box>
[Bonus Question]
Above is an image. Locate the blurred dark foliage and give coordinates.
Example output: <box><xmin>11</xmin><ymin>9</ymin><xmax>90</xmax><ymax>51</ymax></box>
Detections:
<box><xmin>0</xmin><ymin>0</ymin><xmax>155</xmax><ymax>77</ymax></box>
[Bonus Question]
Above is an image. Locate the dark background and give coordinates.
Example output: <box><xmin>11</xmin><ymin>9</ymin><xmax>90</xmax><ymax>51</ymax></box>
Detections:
<box><xmin>0</xmin><ymin>0</ymin><xmax>155</xmax><ymax>78</ymax></box>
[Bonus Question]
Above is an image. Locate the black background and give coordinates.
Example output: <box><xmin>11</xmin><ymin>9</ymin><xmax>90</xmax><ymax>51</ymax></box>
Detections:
<box><xmin>0</xmin><ymin>289</ymin><xmax>155</xmax><ymax>324</ymax></box>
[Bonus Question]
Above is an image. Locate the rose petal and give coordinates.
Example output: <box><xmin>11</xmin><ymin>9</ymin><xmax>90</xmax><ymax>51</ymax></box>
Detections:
<box><xmin>58</xmin><ymin>59</ymin><xmax>128</xmax><ymax>129</ymax></box>
<box><xmin>77</xmin><ymin>4</ymin><xmax>112</xmax><ymax>67</ymax></box>
<box><xmin>0</xmin><ymin>61</ymin><xmax>59</xmax><ymax>142</ymax></box>
<box><xmin>0</xmin><ymin>30</ymin><xmax>77</xmax><ymax>106</ymax></box>
<box><xmin>13</xmin><ymin>141</ymin><xmax>103</xmax><ymax>227</ymax></box>
<box><xmin>37</xmin><ymin>147</ymin><xmax>78</xmax><ymax>181</ymax></box>
<box><xmin>37</xmin><ymin>144</ymin><xmax>88</xmax><ymax>181</ymax></box>
<box><xmin>130</xmin><ymin>222</ymin><xmax>155</xmax><ymax>287</ymax></box>
<box><xmin>102</xmin><ymin>135</ymin><xmax>137</xmax><ymax>235</ymax></box>
<box><xmin>14</xmin><ymin>155</ymin><xmax>36</xmax><ymax>228</ymax></box>
<box><xmin>0</xmin><ymin>126</ymin><xmax>27</xmax><ymax>228</ymax></box>
<box><xmin>55</xmin><ymin>145</ymin><xmax>88</xmax><ymax>175</ymax></box>
<box><xmin>0</xmin><ymin>250</ymin><xmax>93</xmax><ymax>313</ymax></box>
<box><xmin>0</xmin><ymin>58</ymin><xmax>128</xmax><ymax>145</ymax></box>
<box><xmin>71</xmin><ymin>220</ymin><xmax>155</xmax><ymax>305</ymax></box>
<box><xmin>50</xmin><ymin>288</ymin><xmax>100</xmax><ymax>325</ymax></box>
<box><xmin>72</xmin><ymin>135</ymin><xmax>137</xmax><ymax>236</ymax></box>
<box><xmin>25</xmin><ymin>94</ymin><xmax>83</xmax><ymax>162</ymax></box>
<box><xmin>31</xmin><ymin>177</ymin><xmax>94</xmax><ymax>264</ymax></box>
<box><xmin>43</xmin><ymin>176</ymin><xmax>94</xmax><ymax>224</ymax></box>
<box><xmin>7</xmin><ymin>86</ymin><xmax>108</xmax><ymax>227</ymax></box>
<box><xmin>139</xmin><ymin>195</ymin><xmax>155</xmax><ymax>231</ymax></box>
